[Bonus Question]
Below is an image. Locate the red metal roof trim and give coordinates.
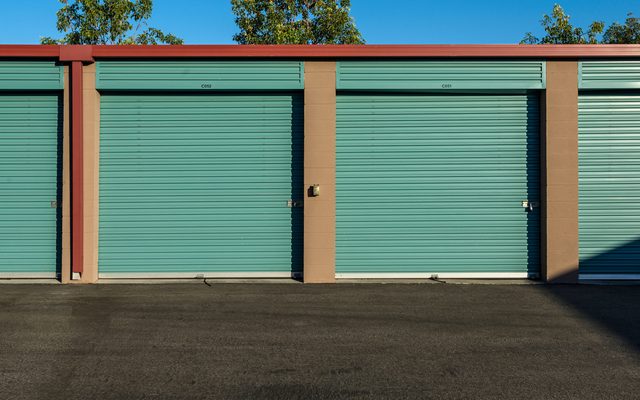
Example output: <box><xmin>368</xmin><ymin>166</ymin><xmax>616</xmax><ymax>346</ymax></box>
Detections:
<box><xmin>0</xmin><ymin>45</ymin><xmax>60</xmax><ymax>58</ymax></box>
<box><xmin>90</xmin><ymin>44</ymin><xmax>640</xmax><ymax>58</ymax></box>
<box><xmin>1</xmin><ymin>44</ymin><xmax>640</xmax><ymax>60</ymax></box>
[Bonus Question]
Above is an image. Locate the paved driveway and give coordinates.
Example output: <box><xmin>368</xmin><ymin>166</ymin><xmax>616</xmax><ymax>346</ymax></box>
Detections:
<box><xmin>0</xmin><ymin>282</ymin><xmax>639</xmax><ymax>399</ymax></box>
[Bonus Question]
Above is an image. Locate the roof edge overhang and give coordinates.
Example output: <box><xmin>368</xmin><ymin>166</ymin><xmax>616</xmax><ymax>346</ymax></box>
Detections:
<box><xmin>1</xmin><ymin>44</ymin><xmax>640</xmax><ymax>61</ymax></box>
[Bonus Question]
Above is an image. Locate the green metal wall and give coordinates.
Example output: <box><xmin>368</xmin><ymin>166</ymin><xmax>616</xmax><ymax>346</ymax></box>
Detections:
<box><xmin>0</xmin><ymin>62</ymin><xmax>63</xmax><ymax>90</ymax></box>
<box><xmin>579</xmin><ymin>61</ymin><xmax>640</xmax><ymax>89</ymax></box>
<box><xmin>337</xmin><ymin>61</ymin><xmax>546</xmax><ymax>90</ymax></box>
<box><xmin>96</xmin><ymin>61</ymin><xmax>304</xmax><ymax>91</ymax></box>
<box><xmin>0</xmin><ymin>94</ymin><xmax>61</xmax><ymax>277</ymax></box>
<box><xmin>336</xmin><ymin>93</ymin><xmax>540</xmax><ymax>275</ymax></box>
<box><xmin>99</xmin><ymin>93</ymin><xmax>303</xmax><ymax>276</ymax></box>
<box><xmin>579</xmin><ymin>93</ymin><xmax>640</xmax><ymax>275</ymax></box>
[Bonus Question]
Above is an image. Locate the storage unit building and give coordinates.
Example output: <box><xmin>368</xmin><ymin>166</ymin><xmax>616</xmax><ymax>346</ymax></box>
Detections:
<box><xmin>1</xmin><ymin>45</ymin><xmax>639</xmax><ymax>284</ymax></box>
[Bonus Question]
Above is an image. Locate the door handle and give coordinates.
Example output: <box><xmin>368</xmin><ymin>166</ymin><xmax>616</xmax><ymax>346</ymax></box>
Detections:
<box><xmin>521</xmin><ymin>200</ymin><xmax>539</xmax><ymax>212</ymax></box>
<box><xmin>287</xmin><ymin>200</ymin><xmax>303</xmax><ymax>208</ymax></box>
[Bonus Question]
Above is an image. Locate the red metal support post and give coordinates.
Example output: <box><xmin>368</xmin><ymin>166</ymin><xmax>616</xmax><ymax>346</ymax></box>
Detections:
<box><xmin>71</xmin><ymin>61</ymin><xmax>83</xmax><ymax>275</ymax></box>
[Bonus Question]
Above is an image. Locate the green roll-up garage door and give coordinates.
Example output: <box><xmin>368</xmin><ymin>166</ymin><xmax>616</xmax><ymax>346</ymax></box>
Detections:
<box><xmin>579</xmin><ymin>93</ymin><xmax>640</xmax><ymax>278</ymax></box>
<box><xmin>0</xmin><ymin>93</ymin><xmax>61</xmax><ymax>277</ymax></box>
<box><xmin>336</xmin><ymin>93</ymin><xmax>540</xmax><ymax>277</ymax></box>
<box><xmin>99</xmin><ymin>93</ymin><xmax>303</xmax><ymax>277</ymax></box>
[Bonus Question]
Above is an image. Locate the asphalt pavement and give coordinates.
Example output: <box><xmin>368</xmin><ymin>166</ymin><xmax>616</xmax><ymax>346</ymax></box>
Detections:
<box><xmin>0</xmin><ymin>282</ymin><xmax>639</xmax><ymax>399</ymax></box>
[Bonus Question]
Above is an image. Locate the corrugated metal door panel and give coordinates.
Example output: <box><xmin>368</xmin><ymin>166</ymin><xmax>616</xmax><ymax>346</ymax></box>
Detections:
<box><xmin>337</xmin><ymin>61</ymin><xmax>545</xmax><ymax>90</ymax></box>
<box><xmin>579</xmin><ymin>93</ymin><xmax>640</xmax><ymax>275</ymax></box>
<box><xmin>336</xmin><ymin>94</ymin><xmax>540</xmax><ymax>274</ymax></box>
<box><xmin>0</xmin><ymin>94</ymin><xmax>61</xmax><ymax>276</ymax></box>
<box><xmin>579</xmin><ymin>61</ymin><xmax>640</xmax><ymax>89</ymax></box>
<box><xmin>96</xmin><ymin>61</ymin><xmax>304</xmax><ymax>90</ymax></box>
<box><xmin>99</xmin><ymin>93</ymin><xmax>303</xmax><ymax>275</ymax></box>
<box><xmin>0</xmin><ymin>62</ymin><xmax>63</xmax><ymax>90</ymax></box>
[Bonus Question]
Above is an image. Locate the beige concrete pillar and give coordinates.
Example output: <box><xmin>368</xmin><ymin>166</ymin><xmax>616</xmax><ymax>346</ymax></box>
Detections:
<box><xmin>79</xmin><ymin>64</ymin><xmax>100</xmax><ymax>283</ymax></box>
<box><xmin>303</xmin><ymin>62</ymin><xmax>337</xmax><ymax>283</ymax></box>
<box><xmin>60</xmin><ymin>66</ymin><xmax>71</xmax><ymax>284</ymax></box>
<box><xmin>542</xmin><ymin>61</ymin><xmax>579</xmax><ymax>283</ymax></box>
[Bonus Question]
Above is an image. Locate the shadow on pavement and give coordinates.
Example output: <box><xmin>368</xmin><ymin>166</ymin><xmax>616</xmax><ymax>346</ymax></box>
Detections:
<box><xmin>543</xmin><ymin>237</ymin><xmax>640</xmax><ymax>353</ymax></box>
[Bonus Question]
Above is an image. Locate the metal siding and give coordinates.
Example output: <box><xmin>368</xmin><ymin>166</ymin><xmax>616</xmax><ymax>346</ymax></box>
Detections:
<box><xmin>99</xmin><ymin>93</ymin><xmax>303</xmax><ymax>275</ymax></box>
<box><xmin>579</xmin><ymin>61</ymin><xmax>640</xmax><ymax>89</ymax></box>
<box><xmin>0</xmin><ymin>61</ymin><xmax>63</xmax><ymax>90</ymax></box>
<box><xmin>579</xmin><ymin>93</ymin><xmax>640</xmax><ymax>274</ymax></box>
<box><xmin>336</xmin><ymin>61</ymin><xmax>546</xmax><ymax>90</ymax></box>
<box><xmin>336</xmin><ymin>94</ymin><xmax>540</xmax><ymax>274</ymax></box>
<box><xmin>96</xmin><ymin>61</ymin><xmax>304</xmax><ymax>90</ymax></box>
<box><xmin>0</xmin><ymin>94</ymin><xmax>61</xmax><ymax>276</ymax></box>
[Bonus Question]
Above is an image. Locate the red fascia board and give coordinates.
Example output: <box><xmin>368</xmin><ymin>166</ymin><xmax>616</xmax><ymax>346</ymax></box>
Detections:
<box><xmin>90</xmin><ymin>44</ymin><xmax>640</xmax><ymax>59</ymax></box>
<box><xmin>2</xmin><ymin>44</ymin><xmax>640</xmax><ymax>59</ymax></box>
<box><xmin>0</xmin><ymin>45</ymin><xmax>60</xmax><ymax>58</ymax></box>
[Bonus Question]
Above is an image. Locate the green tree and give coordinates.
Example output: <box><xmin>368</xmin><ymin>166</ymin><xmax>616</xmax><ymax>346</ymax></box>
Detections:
<box><xmin>521</xmin><ymin>4</ymin><xmax>604</xmax><ymax>44</ymax></box>
<box><xmin>41</xmin><ymin>0</ymin><xmax>183</xmax><ymax>45</ymax></box>
<box><xmin>231</xmin><ymin>0</ymin><xmax>364</xmax><ymax>44</ymax></box>
<box><xmin>603</xmin><ymin>13</ymin><xmax>640</xmax><ymax>44</ymax></box>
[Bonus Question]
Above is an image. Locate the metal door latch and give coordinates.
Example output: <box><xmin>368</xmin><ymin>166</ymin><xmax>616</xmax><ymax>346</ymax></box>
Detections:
<box><xmin>50</xmin><ymin>201</ymin><xmax>60</xmax><ymax>208</ymax></box>
<box><xmin>287</xmin><ymin>200</ymin><xmax>303</xmax><ymax>208</ymax></box>
<box><xmin>521</xmin><ymin>200</ymin><xmax>539</xmax><ymax>212</ymax></box>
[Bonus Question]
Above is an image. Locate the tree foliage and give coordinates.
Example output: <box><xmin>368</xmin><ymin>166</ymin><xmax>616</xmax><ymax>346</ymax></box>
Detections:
<box><xmin>41</xmin><ymin>0</ymin><xmax>182</xmax><ymax>45</ymax></box>
<box><xmin>522</xmin><ymin>3</ymin><xmax>640</xmax><ymax>44</ymax></box>
<box><xmin>521</xmin><ymin>4</ymin><xmax>604</xmax><ymax>44</ymax></box>
<box><xmin>231</xmin><ymin>0</ymin><xmax>364</xmax><ymax>44</ymax></box>
<box><xmin>603</xmin><ymin>13</ymin><xmax>640</xmax><ymax>44</ymax></box>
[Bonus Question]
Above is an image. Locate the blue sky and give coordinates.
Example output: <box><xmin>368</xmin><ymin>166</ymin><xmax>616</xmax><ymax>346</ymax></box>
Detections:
<box><xmin>2</xmin><ymin>0</ymin><xmax>639</xmax><ymax>44</ymax></box>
